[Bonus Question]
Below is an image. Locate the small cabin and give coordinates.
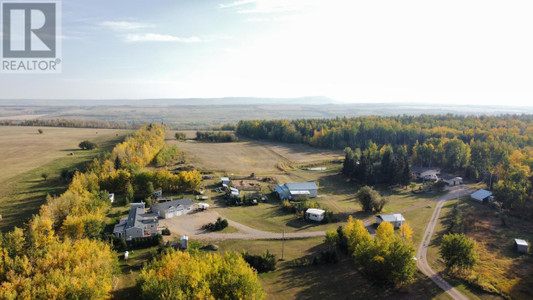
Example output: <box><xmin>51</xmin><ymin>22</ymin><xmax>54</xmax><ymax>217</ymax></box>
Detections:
<box><xmin>306</xmin><ymin>208</ymin><xmax>325</xmax><ymax>222</ymax></box>
<box><xmin>376</xmin><ymin>214</ymin><xmax>406</xmax><ymax>228</ymax></box>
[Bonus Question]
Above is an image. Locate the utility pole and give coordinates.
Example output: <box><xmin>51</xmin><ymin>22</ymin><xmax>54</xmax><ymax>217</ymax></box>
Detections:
<box><xmin>281</xmin><ymin>230</ymin><xmax>285</xmax><ymax>261</ymax></box>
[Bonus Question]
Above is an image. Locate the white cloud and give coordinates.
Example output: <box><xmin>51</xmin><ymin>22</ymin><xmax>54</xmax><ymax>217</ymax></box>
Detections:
<box><xmin>124</xmin><ymin>33</ymin><xmax>202</xmax><ymax>43</ymax></box>
<box><xmin>219</xmin><ymin>0</ymin><xmax>256</xmax><ymax>9</ymax></box>
<box><xmin>99</xmin><ymin>21</ymin><xmax>154</xmax><ymax>31</ymax></box>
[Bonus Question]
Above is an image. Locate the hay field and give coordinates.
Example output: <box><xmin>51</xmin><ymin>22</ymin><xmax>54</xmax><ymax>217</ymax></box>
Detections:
<box><xmin>0</xmin><ymin>126</ymin><xmax>126</xmax><ymax>183</ymax></box>
<box><xmin>166</xmin><ymin>134</ymin><xmax>343</xmax><ymax>175</ymax></box>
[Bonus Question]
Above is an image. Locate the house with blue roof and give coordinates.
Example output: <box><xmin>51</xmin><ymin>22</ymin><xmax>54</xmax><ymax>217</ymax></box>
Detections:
<box><xmin>275</xmin><ymin>182</ymin><xmax>318</xmax><ymax>200</ymax></box>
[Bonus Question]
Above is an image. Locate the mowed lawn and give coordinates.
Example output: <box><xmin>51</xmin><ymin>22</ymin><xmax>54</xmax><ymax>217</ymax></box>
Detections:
<box><xmin>427</xmin><ymin>198</ymin><xmax>533</xmax><ymax>300</ymax></box>
<box><xmin>0</xmin><ymin>126</ymin><xmax>129</xmax><ymax>230</ymax></box>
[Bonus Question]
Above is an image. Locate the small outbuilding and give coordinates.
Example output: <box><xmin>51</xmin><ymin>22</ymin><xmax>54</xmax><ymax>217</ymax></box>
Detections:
<box><xmin>306</xmin><ymin>208</ymin><xmax>325</xmax><ymax>222</ymax></box>
<box><xmin>108</xmin><ymin>193</ymin><xmax>115</xmax><ymax>203</ymax></box>
<box><xmin>376</xmin><ymin>214</ymin><xmax>406</xmax><ymax>228</ymax></box>
<box><xmin>515</xmin><ymin>239</ymin><xmax>529</xmax><ymax>254</ymax></box>
<box><xmin>470</xmin><ymin>189</ymin><xmax>493</xmax><ymax>203</ymax></box>
<box><xmin>221</xmin><ymin>177</ymin><xmax>230</xmax><ymax>187</ymax></box>
<box><xmin>442</xmin><ymin>176</ymin><xmax>463</xmax><ymax>186</ymax></box>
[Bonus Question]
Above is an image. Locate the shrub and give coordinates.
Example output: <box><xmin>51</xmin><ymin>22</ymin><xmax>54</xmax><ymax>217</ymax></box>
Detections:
<box><xmin>203</xmin><ymin>217</ymin><xmax>229</xmax><ymax>232</ymax></box>
<box><xmin>161</xmin><ymin>228</ymin><xmax>171</xmax><ymax>236</ymax></box>
<box><xmin>79</xmin><ymin>140</ymin><xmax>97</xmax><ymax>150</ymax></box>
<box><xmin>174</xmin><ymin>132</ymin><xmax>186</xmax><ymax>140</ymax></box>
<box><xmin>440</xmin><ymin>233</ymin><xmax>478</xmax><ymax>272</ymax></box>
<box><xmin>242</xmin><ymin>250</ymin><xmax>277</xmax><ymax>273</ymax></box>
<box><xmin>355</xmin><ymin>186</ymin><xmax>386</xmax><ymax>212</ymax></box>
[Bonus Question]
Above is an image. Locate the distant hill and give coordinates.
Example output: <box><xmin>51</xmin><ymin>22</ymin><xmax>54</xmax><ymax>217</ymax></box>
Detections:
<box><xmin>0</xmin><ymin>96</ymin><xmax>337</xmax><ymax>106</ymax></box>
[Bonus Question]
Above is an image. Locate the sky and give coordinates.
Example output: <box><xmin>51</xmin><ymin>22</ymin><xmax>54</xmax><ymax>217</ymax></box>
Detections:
<box><xmin>1</xmin><ymin>0</ymin><xmax>533</xmax><ymax>106</ymax></box>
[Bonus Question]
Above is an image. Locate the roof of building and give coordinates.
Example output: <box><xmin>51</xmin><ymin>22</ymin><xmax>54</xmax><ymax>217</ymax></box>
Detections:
<box><xmin>115</xmin><ymin>202</ymin><xmax>159</xmax><ymax>233</ymax></box>
<box><xmin>411</xmin><ymin>166</ymin><xmax>441</xmax><ymax>174</ymax></box>
<box><xmin>285</xmin><ymin>182</ymin><xmax>318</xmax><ymax>191</ymax></box>
<box><xmin>515</xmin><ymin>239</ymin><xmax>529</xmax><ymax>246</ymax></box>
<box><xmin>441</xmin><ymin>175</ymin><xmax>462</xmax><ymax>181</ymax></box>
<box><xmin>154</xmin><ymin>198</ymin><xmax>194</xmax><ymax>211</ymax></box>
<box><xmin>290</xmin><ymin>190</ymin><xmax>311</xmax><ymax>195</ymax></box>
<box><xmin>221</xmin><ymin>177</ymin><xmax>230</xmax><ymax>181</ymax></box>
<box><xmin>471</xmin><ymin>189</ymin><xmax>493</xmax><ymax>200</ymax></box>
<box><xmin>306</xmin><ymin>208</ymin><xmax>325</xmax><ymax>215</ymax></box>
<box><xmin>378</xmin><ymin>214</ymin><xmax>406</xmax><ymax>222</ymax></box>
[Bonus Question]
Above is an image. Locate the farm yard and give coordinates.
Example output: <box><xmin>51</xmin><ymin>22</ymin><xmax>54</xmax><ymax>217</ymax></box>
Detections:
<box><xmin>0</xmin><ymin>126</ymin><xmax>129</xmax><ymax>230</ymax></box>
<box><xmin>153</xmin><ymin>133</ymin><xmax>474</xmax><ymax>299</ymax></box>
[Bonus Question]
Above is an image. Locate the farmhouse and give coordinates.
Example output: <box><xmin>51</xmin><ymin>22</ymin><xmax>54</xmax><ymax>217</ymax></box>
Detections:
<box><xmin>275</xmin><ymin>182</ymin><xmax>318</xmax><ymax>200</ymax></box>
<box><xmin>376</xmin><ymin>214</ymin><xmax>406</xmax><ymax>228</ymax></box>
<box><xmin>411</xmin><ymin>167</ymin><xmax>440</xmax><ymax>181</ymax></box>
<box><xmin>151</xmin><ymin>198</ymin><xmax>194</xmax><ymax>219</ymax></box>
<box><xmin>441</xmin><ymin>175</ymin><xmax>463</xmax><ymax>186</ymax></box>
<box><xmin>515</xmin><ymin>239</ymin><xmax>529</xmax><ymax>254</ymax></box>
<box><xmin>470</xmin><ymin>189</ymin><xmax>493</xmax><ymax>203</ymax></box>
<box><xmin>113</xmin><ymin>202</ymin><xmax>159</xmax><ymax>240</ymax></box>
<box><xmin>306</xmin><ymin>208</ymin><xmax>325</xmax><ymax>222</ymax></box>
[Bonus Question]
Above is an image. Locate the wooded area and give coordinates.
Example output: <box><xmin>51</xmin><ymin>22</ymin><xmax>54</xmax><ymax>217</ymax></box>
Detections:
<box><xmin>238</xmin><ymin>115</ymin><xmax>533</xmax><ymax>213</ymax></box>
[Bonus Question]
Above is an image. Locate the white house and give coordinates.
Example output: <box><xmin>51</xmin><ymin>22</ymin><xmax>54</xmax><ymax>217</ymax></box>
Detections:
<box><xmin>411</xmin><ymin>167</ymin><xmax>441</xmax><ymax>181</ymax></box>
<box><xmin>151</xmin><ymin>198</ymin><xmax>194</xmax><ymax>219</ymax></box>
<box><xmin>442</xmin><ymin>176</ymin><xmax>463</xmax><ymax>186</ymax></box>
<box><xmin>376</xmin><ymin>214</ymin><xmax>406</xmax><ymax>228</ymax></box>
<box><xmin>470</xmin><ymin>189</ymin><xmax>493</xmax><ymax>203</ymax></box>
<box><xmin>230</xmin><ymin>187</ymin><xmax>240</xmax><ymax>198</ymax></box>
<box><xmin>275</xmin><ymin>182</ymin><xmax>318</xmax><ymax>200</ymax></box>
<box><xmin>113</xmin><ymin>202</ymin><xmax>159</xmax><ymax>240</ymax></box>
<box><xmin>306</xmin><ymin>208</ymin><xmax>325</xmax><ymax>222</ymax></box>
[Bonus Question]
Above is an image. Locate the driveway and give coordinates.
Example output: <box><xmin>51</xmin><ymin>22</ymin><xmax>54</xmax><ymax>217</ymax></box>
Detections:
<box><xmin>416</xmin><ymin>186</ymin><xmax>474</xmax><ymax>300</ymax></box>
<box><xmin>160</xmin><ymin>210</ymin><xmax>326</xmax><ymax>241</ymax></box>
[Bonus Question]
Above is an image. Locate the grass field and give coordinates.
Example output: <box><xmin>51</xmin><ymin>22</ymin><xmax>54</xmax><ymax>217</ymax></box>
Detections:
<box><xmin>0</xmin><ymin>126</ymin><xmax>127</xmax><ymax>183</ymax></box>
<box><xmin>0</xmin><ymin>126</ymin><xmax>129</xmax><ymax>231</ymax></box>
<box><xmin>166</xmin><ymin>133</ymin><xmax>342</xmax><ymax>175</ymax></box>
<box><xmin>427</xmin><ymin>198</ymin><xmax>533</xmax><ymax>300</ymax></box>
<box><xmin>215</xmin><ymin>238</ymin><xmax>451</xmax><ymax>300</ymax></box>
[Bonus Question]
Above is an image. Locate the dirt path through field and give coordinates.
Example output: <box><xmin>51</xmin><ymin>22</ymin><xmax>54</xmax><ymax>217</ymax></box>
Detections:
<box><xmin>416</xmin><ymin>186</ymin><xmax>474</xmax><ymax>300</ymax></box>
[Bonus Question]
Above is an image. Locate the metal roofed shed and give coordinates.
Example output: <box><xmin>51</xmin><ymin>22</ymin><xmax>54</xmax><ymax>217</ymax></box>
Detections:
<box><xmin>275</xmin><ymin>182</ymin><xmax>318</xmax><ymax>200</ymax></box>
<box><xmin>376</xmin><ymin>214</ymin><xmax>406</xmax><ymax>228</ymax></box>
<box><xmin>515</xmin><ymin>239</ymin><xmax>529</xmax><ymax>254</ymax></box>
<box><xmin>470</xmin><ymin>189</ymin><xmax>493</xmax><ymax>203</ymax></box>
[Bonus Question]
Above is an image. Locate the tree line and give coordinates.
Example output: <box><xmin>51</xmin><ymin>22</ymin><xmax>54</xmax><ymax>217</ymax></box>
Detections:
<box><xmin>196</xmin><ymin>131</ymin><xmax>238</xmax><ymax>143</ymax></box>
<box><xmin>237</xmin><ymin>115</ymin><xmax>533</xmax><ymax>214</ymax></box>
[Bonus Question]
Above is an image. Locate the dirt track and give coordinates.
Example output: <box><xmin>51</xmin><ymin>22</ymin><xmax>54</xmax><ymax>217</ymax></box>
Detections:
<box><xmin>416</xmin><ymin>186</ymin><xmax>474</xmax><ymax>300</ymax></box>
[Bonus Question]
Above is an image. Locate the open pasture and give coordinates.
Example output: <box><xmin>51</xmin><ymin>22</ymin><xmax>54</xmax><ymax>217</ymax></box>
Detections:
<box><xmin>166</xmin><ymin>136</ymin><xmax>342</xmax><ymax>175</ymax></box>
<box><xmin>0</xmin><ymin>126</ymin><xmax>127</xmax><ymax>183</ymax></box>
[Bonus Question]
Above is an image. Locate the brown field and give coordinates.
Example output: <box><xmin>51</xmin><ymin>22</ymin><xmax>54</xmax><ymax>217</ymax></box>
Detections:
<box><xmin>0</xmin><ymin>126</ymin><xmax>127</xmax><ymax>183</ymax></box>
<box><xmin>166</xmin><ymin>133</ymin><xmax>343</xmax><ymax>175</ymax></box>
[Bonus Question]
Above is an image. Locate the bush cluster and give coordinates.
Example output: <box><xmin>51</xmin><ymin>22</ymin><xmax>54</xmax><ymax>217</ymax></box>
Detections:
<box><xmin>203</xmin><ymin>217</ymin><xmax>229</xmax><ymax>231</ymax></box>
<box><xmin>242</xmin><ymin>250</ymin><xmax>277</xmax><ymax>273</ymax></box>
